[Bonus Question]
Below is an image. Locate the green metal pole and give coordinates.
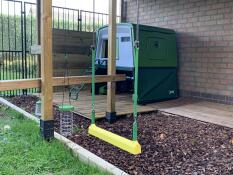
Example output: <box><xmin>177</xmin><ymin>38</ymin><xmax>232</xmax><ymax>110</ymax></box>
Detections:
<box><xmin>91</xmin><ymin>46</ymin><xmax>96</xmax><ymax>124</ymax></box>
<box><xmin>133</xmin><ymin>0</ymin><xmax>140</xmax><ymax>141</ymax></box>
<box><xmin>91</xmin><ymin>0</ymin><xmax>96</xmax><ymax>125</ymax></box>
<box><xmin>133</xmin><ymin>42</ymin><xmax>139</xmax><ymax>141</ymax></box>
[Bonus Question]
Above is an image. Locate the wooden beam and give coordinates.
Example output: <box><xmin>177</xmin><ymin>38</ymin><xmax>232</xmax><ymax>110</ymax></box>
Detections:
<box><xmin>0</xmin><ymin>79</ymin><xmax>40</xmax><ymax>91</ymax></box>
<box><xmin>0</xmin><ymin>75</ymin><xmax>126</xmax><ymax>91</ymax></box>
<box><xmin>53</xmin><ymin>75</ymin><xmax>125</xmax><ymax>86</ymax></box>
<box><xmin>41</xmin><ymin>0</ymin><xmax>53</xmax><ymax>121</ymax></box>
<box><xmin>107</xmin><ymin>0</ymin><xmax>117</xmax><ymax>115</ymax></box>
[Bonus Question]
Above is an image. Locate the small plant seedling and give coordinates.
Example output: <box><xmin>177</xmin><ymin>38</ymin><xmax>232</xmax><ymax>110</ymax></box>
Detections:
<box><xmin>191</xmin><ymin>139</ymin><xmax>198</xmax><ymax>145</ymax></box>
<box><xmin>73</xmin><ymin>126</ymin><xmax>83</xmax><ymax>134</ymax></box>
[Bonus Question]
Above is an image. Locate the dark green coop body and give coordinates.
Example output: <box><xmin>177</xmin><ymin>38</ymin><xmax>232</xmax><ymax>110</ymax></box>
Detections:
<box><xmin>138</xmin><ymin>68</ymin><xmax>178</xmax><ymax>104</ymax></box>
<box><xmin>95</xmin><ymin>23</ymin><xmax>179</xmax><ymax>104</ymax></box>
<box><xmin>132</xmin><ymin>24</ymin><xmax>178</xmax><ymax>103</ymax></box>
<box><xmin>133</xmin><ymin>24</ymin><xmax>177</xmax><ymax>68</ymax></box>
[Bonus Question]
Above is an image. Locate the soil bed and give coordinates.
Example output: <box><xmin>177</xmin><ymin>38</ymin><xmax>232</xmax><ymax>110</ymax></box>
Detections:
<box><xmin>8</xmin><ymin>95</ymin><xmax>233</xmax><ymax>175</ymax></box>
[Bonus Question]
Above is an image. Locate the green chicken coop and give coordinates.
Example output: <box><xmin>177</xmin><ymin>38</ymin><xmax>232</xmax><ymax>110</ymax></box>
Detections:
<box><xmin>95</xmin><ymin>23</ymin><xmax>178</xmax><ymax>104</ymax></box>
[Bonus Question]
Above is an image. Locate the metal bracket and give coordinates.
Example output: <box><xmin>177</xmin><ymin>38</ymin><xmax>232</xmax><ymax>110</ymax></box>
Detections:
<box><xmin>105</xmin><ymin>112</ymin><xmax>117</xmax><ymax>123</ymax></box>
<box><xmin>40</xmin><ymin>120</ymin><xmax>54</xmax><ymax>141</ymax></box>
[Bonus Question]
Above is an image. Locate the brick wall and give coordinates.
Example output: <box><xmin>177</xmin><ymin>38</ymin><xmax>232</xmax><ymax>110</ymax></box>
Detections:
<box><xmin>125</xmin><ymin>0</ymin><xmax>233</xmax><ymax>104</ymax></box>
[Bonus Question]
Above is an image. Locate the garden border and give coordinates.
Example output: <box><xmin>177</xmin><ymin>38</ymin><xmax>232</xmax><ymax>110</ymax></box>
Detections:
<box><xmin>0</xmin><ymin>97</ymin><xmax>128</xmax><ymax>175</ymax></box>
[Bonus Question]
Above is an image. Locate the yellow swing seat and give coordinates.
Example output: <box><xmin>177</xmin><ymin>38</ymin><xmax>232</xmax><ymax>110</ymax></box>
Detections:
<box><xmin>88</xmin><ymin>124</ymin><xmax>141</xmax><ymax>155</ymax></box>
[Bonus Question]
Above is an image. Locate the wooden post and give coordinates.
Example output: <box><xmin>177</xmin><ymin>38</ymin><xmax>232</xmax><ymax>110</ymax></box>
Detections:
<box><xmin>106</xmin><ymin>0</ymin><xmax>117</xmax><ymax>122</ymax></box>
<box><xmin>40</xmin><ymin>0</ymin><xmax>54</xmax><ymax>140</ymax></box>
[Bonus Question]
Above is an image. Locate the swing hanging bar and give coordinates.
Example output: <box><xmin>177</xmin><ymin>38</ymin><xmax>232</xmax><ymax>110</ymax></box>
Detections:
<box><xmin>133</xmin><ymin>0</ymin><xmax>140</xmax><ymax>141</ymax></box>
<box><xmin>88</xmin><ymin>0</ymin><xmax>141</xmax><ymax>155</ymax></box>
<box><xmin>91</xmin><ymin>0</ymin><xmax>96</xmax><ymax>125</ymax></box>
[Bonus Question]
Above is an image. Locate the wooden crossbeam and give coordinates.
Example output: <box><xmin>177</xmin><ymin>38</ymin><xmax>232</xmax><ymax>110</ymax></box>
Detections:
<box><xmin>0</xmin><ymin>74</ymin><xmax>126</xmax><ymax>91</ymax></box>
<box><xmin>0</xmin><ymin>79</ymin><xmax>40</xmax><ymax>91</ymax></box>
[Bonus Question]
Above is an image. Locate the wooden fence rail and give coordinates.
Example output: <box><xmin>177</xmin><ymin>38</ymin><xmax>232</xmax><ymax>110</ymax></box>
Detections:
<box><xmin>0</xmin><ymin>74</ymin><xmax>126</xmax><ymax>91</ymax></box>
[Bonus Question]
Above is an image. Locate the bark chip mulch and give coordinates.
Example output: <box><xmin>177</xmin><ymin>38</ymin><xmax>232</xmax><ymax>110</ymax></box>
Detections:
<box><xmin>8</xmin><ymin>95</ymin><xmax>233</xmax><ymax>175</ymax></box>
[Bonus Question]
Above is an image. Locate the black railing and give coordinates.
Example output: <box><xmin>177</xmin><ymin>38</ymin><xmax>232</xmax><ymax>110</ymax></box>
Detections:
<box><xmin>80</xmin><ymin>10</ymin><xmax>121</xmax><ymax>32</ymax></box>
<box><xmin>52</xmin><ymin>6</ymin><xmax>80</xmax><ymax>31</ymax></box>
<box><xmin>0</xmin><ymin>0</ymin><xmax>121</xmax><ymax>96</ymax></box>
<box><xmin>24</xmin><ymin>2</ymin><xmax>121</xmax><ymax>32</ymax></box>
<box><xmin>0</xmin><ymin>0</ymin><xmax>24</xmax><ymax>96</ymax></box>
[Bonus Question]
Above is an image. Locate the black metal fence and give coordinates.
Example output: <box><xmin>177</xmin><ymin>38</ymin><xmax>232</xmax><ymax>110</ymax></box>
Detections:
<box><xmin>80</xmin><ymin>10</ymin><xmax>121</xmax><ymax>32</ymax></box>
<box><xmin>0</xmin><ymin>0</ymin><xmax>120</xmax><ymax>96</ymax></box>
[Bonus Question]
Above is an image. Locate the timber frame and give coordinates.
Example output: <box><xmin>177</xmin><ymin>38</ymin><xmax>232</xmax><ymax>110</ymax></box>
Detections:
<box><xmin>0</xmin><ymin>0</ymin><xmax>121</xmax><ymax>140</ymax></box>
<box><xmin>0</xmin><ymin>75</ymin><xmax>126</xmax><ymax>92</ymax></box>
<box><xmin>106</xmin><ymin>0</ymin><xmax>117</xmax><ymax>122</ymax></box>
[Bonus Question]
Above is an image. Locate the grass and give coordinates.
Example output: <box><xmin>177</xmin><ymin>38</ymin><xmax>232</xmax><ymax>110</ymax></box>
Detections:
<box><xmin>0</xmin><ymin>104</ymin><xmax>108</xmax><ymax>175</ymax></box>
